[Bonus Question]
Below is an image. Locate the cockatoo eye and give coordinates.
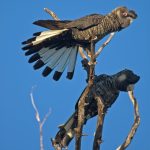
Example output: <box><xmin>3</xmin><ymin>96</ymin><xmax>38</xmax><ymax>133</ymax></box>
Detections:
<box><xmin>122</xmin><ymin>12</ymin><xmax>128</xmax><ymax>17</ymax></box>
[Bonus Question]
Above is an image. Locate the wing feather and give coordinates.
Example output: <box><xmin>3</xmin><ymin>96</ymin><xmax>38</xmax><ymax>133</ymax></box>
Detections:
<box><xmin>66</xmin><ymin>14</ymin><xmax>104</xmax><ymax>30</ymax></box>
<box><xmin>67</xmin><ymin>47</ymin><xmax>78</xmax><ymax>79</ymax></box>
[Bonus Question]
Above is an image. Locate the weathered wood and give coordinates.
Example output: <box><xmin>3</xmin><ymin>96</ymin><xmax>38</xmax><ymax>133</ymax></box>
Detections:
<box><xmin>75</xmin><ymin>40</ymin><xmax>96</xmax><ymax>150</ymax></box>
<box><xmin>116</xmin><ymin>90</ymin><xmax>140</xmax><ymax>150</ymax></box>
<box><xmin>93</xmin><ymin>96</ymin><xmax>105</xmax><ymax>150</ymax></box>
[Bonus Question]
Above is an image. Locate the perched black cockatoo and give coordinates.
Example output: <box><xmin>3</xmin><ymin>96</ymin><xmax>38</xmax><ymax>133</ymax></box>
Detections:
<box><xmin>52</xmin><ymin>69</ymin><xmax>140</xmax><ymax>148</ymax></box>
<box><xmin>22</xmin><ymin>7</ymin><xmax>137</xmax><ymax>81</ymax></box>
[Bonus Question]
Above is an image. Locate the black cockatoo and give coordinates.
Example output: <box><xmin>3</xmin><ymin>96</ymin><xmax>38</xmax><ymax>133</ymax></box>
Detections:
<box><xmin>22</xmin><ymin>7</ymin><xmax>137</xmax><ymax>81</ymax></box>
<box><xmin>52</xmin><ymin>69</ymin><xmax>140</xmax><ymax>148</ymax></box>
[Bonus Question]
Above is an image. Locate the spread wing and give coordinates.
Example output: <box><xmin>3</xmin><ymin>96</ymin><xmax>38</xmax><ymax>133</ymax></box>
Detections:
<box><xmin>65</xmin><ymin>14</ymin><xmax>104</xmax><ymax>30</ymax></box>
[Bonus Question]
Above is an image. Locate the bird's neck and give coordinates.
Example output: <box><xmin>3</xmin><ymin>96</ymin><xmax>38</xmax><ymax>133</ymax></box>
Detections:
<box><xmin>104</xmin><ymin>13</ymin><xmax>122</xmax><ymax>32</ymax></box>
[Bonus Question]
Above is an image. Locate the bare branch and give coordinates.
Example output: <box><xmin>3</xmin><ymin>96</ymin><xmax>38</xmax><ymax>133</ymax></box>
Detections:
<box><xmin>88</xmin><ymin>40</ymin><xmax>96</xmax><ymax>85</ymax></box>
<box><xmin>128</xmin><ymin>90</ymin><xmax>140</xmax><ymax>117</ymax></box>
<box><xmin>79</xmin><ymin>47</ymin><xmax>87</xmax><ymax>59</ymax></box>
<box><xmin>116</xmin><ymin>90</ymin><xmax>140</xmax><ymax>150</ymax></box>
<box><xmin>41</xmin><ymin>108</ymin><xmax>51</xmax><ymax>127</ymax></box>
<box><xmin>30</xmin><ymin>86</ymin><xmax>51</xmax><ymax>150</ymax></box>
<box><xmin>44</xmin><ymin>8</ymin><xmax>60</xmax><ymax>20</ymax></box>
<box><xmin>30</xmin><ymin>87</ymin><xmax>40</xmax><ymax>122</ymax></box>
<box><xmin>94</xmin><ymin>32</ymin><xmax>115</xmax><ymax>58</ymax></box>
<box><xmin>75</xmin><ymin>86</ymin><xmax>90</xmax><ymax>150</ymax></box>
<box><xmin>93</xmin><ymin>96</ymin><xmax>106</xmax><ymax>150</ymax></box>
<box><xmin>75</xmin><ymin>40</ymin><xmax>96</xmax><ymax>150</ymax></box>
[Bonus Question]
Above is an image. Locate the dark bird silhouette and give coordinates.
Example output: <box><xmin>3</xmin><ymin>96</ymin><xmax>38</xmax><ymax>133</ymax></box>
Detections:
<box><xmin>22</xmin><ymin>7</ymin><xmax>137</xmax><ymax>81</ymax></box>
<box><xmin>52</xmin><ymin>69</ymin><xmax>140</xmax><ymax>148</ymax></box>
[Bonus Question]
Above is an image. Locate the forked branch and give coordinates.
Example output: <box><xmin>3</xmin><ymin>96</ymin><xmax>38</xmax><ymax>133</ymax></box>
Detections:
<box><xmin>95</xmin><ymin>32</ymin><xmax>115</xmax><ymax>58</ymax></box>
<box><xmin>30</xmin><ymin>87</ymin><xmax>51</xmax><ymax>150</ymax></box>
<box><xmin>79</xmin><ymin>47</ymin><xmax>87</xmax><ymax>59</ymax></box>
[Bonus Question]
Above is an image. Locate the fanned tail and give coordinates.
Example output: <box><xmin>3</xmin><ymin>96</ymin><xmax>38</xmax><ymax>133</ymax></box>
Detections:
<box><xmin>22</xmin><ymin>29</ymin><xmax>78</xmax><ymax>81</ymax></box>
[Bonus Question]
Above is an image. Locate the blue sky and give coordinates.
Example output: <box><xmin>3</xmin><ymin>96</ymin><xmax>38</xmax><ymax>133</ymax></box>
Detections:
<box><xmin>0</xmin><ymin>0</ymin><xmax>149</xmax><ymax>150</ymax></box>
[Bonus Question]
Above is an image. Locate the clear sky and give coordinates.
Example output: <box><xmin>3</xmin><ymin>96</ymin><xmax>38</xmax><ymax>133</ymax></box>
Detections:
<box><xmin>0</xmin><ymin>0</ymin><xmax>149</xmax><ymax>150</ymax></box>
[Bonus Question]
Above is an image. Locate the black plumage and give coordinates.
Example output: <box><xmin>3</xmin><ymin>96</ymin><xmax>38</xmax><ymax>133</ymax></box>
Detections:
<box><xmin>53</xmin><ymin>69</ymin><xmax>140</xmax><ymax>148</ymax></box>
<box><xmin>22</xmin><ymin>7</ymin><xmax>137</xmax><ymax>81</ymax></box>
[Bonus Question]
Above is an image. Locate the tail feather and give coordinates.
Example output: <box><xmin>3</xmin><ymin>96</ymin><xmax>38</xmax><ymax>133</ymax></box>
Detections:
<box><xmin>28</xmin><ymin>53</ymin><xmax>40</xmax><ymax>63</ymax></box>
<box><xmin>22</xmin><ymin>37</ymin><xmax>36</xmax><ymax>44</ymax></box>
<box><xmin>53</xmin><ymin>48</ymin><xmax>73</xmax><ymax>80</ymax></box>
<box><xmin>53</xmin><ymin>47</ymin><xmax>78</xmax><ymax>80</ymax></box>
<box><xmin>55</xmin><ymin>48</ymin><xmax>72</xmax><ymax>72</ymax></box>
<box><xmin>41</xmin><ymin>48</ymin><xmax>58</xmax><ymax>63</ymax></box>
<box><xmin>33</xmin><ymin>31</ymin><xmax>42</xmax><ymax>36</ymax></box>
<box><xmin>38</xmin><ymin>47</ymin><xmax>52</xmax><ymax>56</ymax></box>
<box><xmin>33</xmin><ymin>60</ymin><xmax>45</xmax><ymax>70</ymax></box>
<box><xmin>54</xmin><ymin>112</ymin><xmax>77</xmax><ymax>148</ymax></box>
<box><xmin>22</xmin><ymin>29</ymin><xmax>68</xmax><ymax>49</ymax></box>
<box><xmin>22</xmin><ymin>34</ymin><xmax>50</xmax><ymax>45</ymax></box>
<box><xmin>42</xmin><ymin>67</ymin><xmax>53</xmax><ymax>77</ymax></box>
<box><xmin>24</xmin><ymin>44</ymin><xmax>42</xmax><ymax>55</ymax></box>
<box><xmin>33</xmin><ymin>29</ymin><xmax>67</xmax><ymax>36</ymax></box>
<box><xmin>22</xmin><ymin>28</ymin><xmax>78</xmax><ymax>80</ymax></box>
<box><xmin>33</xmin><ymin>48</ymin><xmax>60</xmax><ymax>70</ymax></box>
<box><xmin>67</xmin><ymin>47</ymin><xmax>78</xmax><ymax>79</ymax></box>
<box><xmin>46</xmin><ymin>48</ymin><xmax>66</xmax><ymax>69</ymax></box>
<box><xmin>53</xmin><ymin>71</ymin><xmax>63</xmax><ymax>81</ymax></box>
